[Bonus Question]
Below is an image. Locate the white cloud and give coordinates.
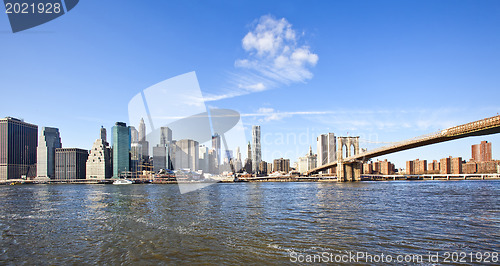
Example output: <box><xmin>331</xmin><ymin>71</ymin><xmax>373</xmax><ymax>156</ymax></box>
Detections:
<box><xmin>205</xmin><ymin>15</ymin><xmax>318</xmax><ymax>102</ymax></box>
<box><xmin>236</xmin><ymin>15</ymin><xmax>318</xmax><ymax>85</ymax></box>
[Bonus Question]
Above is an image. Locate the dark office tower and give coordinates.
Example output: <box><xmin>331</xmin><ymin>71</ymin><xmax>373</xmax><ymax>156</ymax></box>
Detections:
<box><xmin>37</xmin><ymin>127</ymin><xmax>62</xmax><ymax>179</ymax></box>
<box><xmin>0</xmin><ymin>117</ymin><xmax>38</xmax><ymax>180</ymax></box>
<box><xmin>55</xmin><ymin>148</ymin><xmax>89</xmax><ymax>180</ymax></box>
<box><xmin>112</xmin><ymin>122</ymin><xmax>131</xmax><ymax>178</ymax></box>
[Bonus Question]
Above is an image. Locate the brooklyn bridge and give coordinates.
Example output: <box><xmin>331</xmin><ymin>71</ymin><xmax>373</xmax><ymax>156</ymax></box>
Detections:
<box><xmin>308</xmin><ymin>114</ymin><xmax>500</xmax><ymax>181</ymax></box>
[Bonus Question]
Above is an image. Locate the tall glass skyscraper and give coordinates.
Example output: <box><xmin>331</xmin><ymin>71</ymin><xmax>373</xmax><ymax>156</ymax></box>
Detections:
<box><xmin>252</xmin><ymin>125</ymin><xmax>261</xmax><ymax>174</ymax></box>
<box><xmin>37</xmin><ymin>127</ymin><xmax>62</xmax><ymax>179</ymax></box>
<box><xmin>112</xmin><ymin>122</ymin><xmax>131</xmax><ymax>178</ymax></box>
<box><xmin>0</xmin><ymin>117</ymin><xmax>38</xmax><ymax>180</ymax></box>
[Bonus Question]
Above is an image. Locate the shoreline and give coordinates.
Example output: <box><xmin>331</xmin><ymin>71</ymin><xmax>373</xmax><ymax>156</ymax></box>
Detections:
<box><xmin>1</xmin><ymin>175</ymin><xmax>499</xmax><ymax>185</ymax></box>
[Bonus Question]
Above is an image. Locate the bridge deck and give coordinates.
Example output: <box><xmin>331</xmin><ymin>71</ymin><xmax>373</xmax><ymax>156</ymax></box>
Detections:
<box><xmin>309</xmin><ymin>115</ymin><xmax>500</xmax><ymax>174</ymax></box>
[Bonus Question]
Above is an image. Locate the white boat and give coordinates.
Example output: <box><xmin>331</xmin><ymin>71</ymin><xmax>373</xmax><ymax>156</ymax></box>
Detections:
<box><xmin>113</xmin><ymin>179</ymin><xmax>133</xmax><ymax>185</ymax></box>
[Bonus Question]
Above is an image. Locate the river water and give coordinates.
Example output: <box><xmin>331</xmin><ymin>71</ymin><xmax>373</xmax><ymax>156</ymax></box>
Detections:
<box><xmin>0</xmin><ymin>181</ymin><xmax>498</xmax><ymax>265</ymax></box>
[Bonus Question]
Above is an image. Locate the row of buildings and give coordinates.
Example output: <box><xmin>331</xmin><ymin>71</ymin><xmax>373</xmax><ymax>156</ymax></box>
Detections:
<box><xmin>405</xmin><ymin>141</ymin><xmax>499</xmax><ymax>175</ymax></box>
<box><xmin>0</xmin><ymin>116</ymin><xmax>268</xmax><ymax>180</ymax></box>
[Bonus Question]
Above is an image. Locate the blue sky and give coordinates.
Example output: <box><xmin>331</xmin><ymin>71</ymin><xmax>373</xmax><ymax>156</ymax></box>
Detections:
<box><xmin>1</xmin><ymin>0</ymin><xmax>499</xmax><ymax>168</ymax></box>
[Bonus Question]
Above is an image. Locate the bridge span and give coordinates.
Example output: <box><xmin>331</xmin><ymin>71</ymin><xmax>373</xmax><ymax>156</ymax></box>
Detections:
<box><xmin>308</xmin><ymin>114</ymin><xmax>500</xmax><ymax>181</ymax></box>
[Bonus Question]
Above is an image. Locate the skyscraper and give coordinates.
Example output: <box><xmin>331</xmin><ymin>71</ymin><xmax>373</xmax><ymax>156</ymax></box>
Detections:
<box><xmin>212</xmin><ymin>133</ymin><xmax>221</xmax><ymax>165</ymax></box>
<box><xmin>174</xmin><ymin>139</ymin><xmax>199</xmax><ymax>171</ymax></box>
<box><xmin>471</xmin><ymin>141</ymin><xmax>492</xmax><ymax>162</ymax></box>
<box><xmin>252</xmin><ymin>125</ymin><xmax>261</xmax><ymax>173</ymax></box>
<box><xmin>130</xmin><ymin>126</ymin><xmax>139</xmax><ymax>143</ymax></box>
<box><xmin>138</xmin><ymin>118</ymin><xmax>149</xmax><ymax>159</ymax></box>
<box><xmin>0</xmin><ymin>117</ymin><xmax>38</xmax><ymax>180</ymax></box>
<box><xmin>317</xmin><ymin>133</ymin><xmax>336</xmax><ymax>168</ymax></box>
<box><xmin>86</xmin><ymin>126</ymin><xmax>112</xmax><ymax>179</ymax></box>
<box><xmin>55</xmin><ymin>148</ymin><xmax>88</xmax><ymax>180</ymax></box>
<box><xmin>36</xmin><ymin>127</ymin><xmax>62</xmax><ymax>179</ymax></box>
<box><xmin>112</xmin><ymin>122</ymin><xmax>131</xmax><ymax>178</ymax></box>
<box><xmin>160</xmin><ymin>127</ymin><xmax>172</xmax><ymax>145</ymax></box>
<box><xmin>298</xmin><ymin>146</ymin><xmax>317</xmax><ymax>174</ymax></box>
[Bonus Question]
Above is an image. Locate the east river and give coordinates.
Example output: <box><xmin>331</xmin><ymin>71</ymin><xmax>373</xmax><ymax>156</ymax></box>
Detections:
<box><xmin>0</xmin><ymin>181</ymin><xmax>498</xmax><ymax>265</ymax></box>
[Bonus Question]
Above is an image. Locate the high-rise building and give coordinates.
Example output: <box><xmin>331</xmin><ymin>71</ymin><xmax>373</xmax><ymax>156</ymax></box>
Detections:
<box><xmin>112</xmin><ymin>122</ymin><xmax>131</xmax><ymax>178</ymax></box>
<box><xmin>153</xmin><ymin>145</ymin><xmax>167</xmax><ymax>173</ymax></box>
<box><xmin>212</xmin><ymin>133</ymin><xmax>221</xmax><ymax>166</ymax></box>
<box><xmin>130</xmin><ymin>126</ymin><xmax>139</xmax><ymax>143</ymax></box>
<box><xmin>174</xmin><ymin>139</ymin><xmax>199</xmax><ymax>171</ymax></box>
<box><xmin>471</xmin><ymin>141</ymin><xmax>492</xmax><ymax>162</ymax></box>
<box><xmin>160</xmin><ymin>127</ymin><xmax>172</xmax><ymax>146</ymax></box>
<box><xmin>244</xmin><ymin>142</ymin><xmax>252</xmax><ymax>173</ymax></box>
<box><xmin>273</xmin><ymin>158</ymin><xmax>290</xmax><ymax>173</ymax></box>
<box><xmin>86</xmin><ymin>127</ymin><xmax>112</xmax><ymax>179</ymax></box>
<box><xmin>317</xmin><ymin>133</ymin><xmax>336</xmax><ymax>166</ymax></box>
<box><xmin>0</xmin><ymin>117</ymin><xmax>38</xmax><ymax>180</ymax></box>
<box><xmin>55</xmin><ymin>148</ymin><xmax>88</xmax><ymax>180</ymax></box>
<box><xmin>37</xmin><ymin>127</ymin><xmax>62</xmax><ymax>179</ymax></box>
<box><xmin>298</xmin><ymin>146</ymin><xmax>317</xmax><ymax>174</ymax></box>
<box><xmin>138</xmin><ymin>118</ymin><xmax>149</xmax><ymax>159</ymax></box>
<box><xmin>252</xmin><ymin>125</ymin><xmax>261</xmax><ymax>173</ymax></box>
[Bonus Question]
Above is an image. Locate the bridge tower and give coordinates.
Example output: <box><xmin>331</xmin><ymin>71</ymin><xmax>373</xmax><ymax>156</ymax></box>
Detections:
<box><xmin>336</xmin><ymin>136</ymin><xmax>362</xmax><ymax>182</ymax></box>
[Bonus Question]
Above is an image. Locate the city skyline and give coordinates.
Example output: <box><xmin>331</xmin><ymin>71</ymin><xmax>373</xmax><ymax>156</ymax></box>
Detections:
<box><xmin>1</xmin><ymin>1</ymin><xmax>499</xmax><ymax>168</ymax></box>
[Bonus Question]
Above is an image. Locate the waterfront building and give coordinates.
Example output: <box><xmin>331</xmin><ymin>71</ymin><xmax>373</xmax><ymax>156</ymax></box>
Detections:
<box><xmin>112</xmin><ymin>122</ymin><xmax>131</xmax><ymax>178</ymax></box>
<box><xmin>380</xmin><ymin>159</ymin><xmax>395</xmax><ymax>175</ymax></box>
<box><xmin>258</xmin><ymin>160</ymin><xmax>267</xmax><ymax>175</ymax></box>
<box><xmin>317</xmin><ymin>133</ymin><xmax>336</xmax><ymax>167</ymax></box>
<box><xmin>471</xmin><ymin>141</ymin><xmax>492</xmax><ymax>162</ymax></box>
<box><xmin>138</xmin><ymin>118</ymin><xmax>149</xmax><ymax>159</ymax></box>
<box><xmin>130</xmin><ymin>126</ymin><xmax>139</xmax><ymax>143</ymax></box>
<box><xmin>37</xmin><ymin>127</ymin><xmax>62</xmax><ymax>179</ymax></box>
<box><xmin>406</xmin><ymin>160</ymin><xmax>414</xmax><ymax>175</ymax></box>
<box><xmin>363</xmin><ymin>162</ymin><xmax>372</xmax><ymax>174</ymax></box>
<box><xmin>160</xmin><ymin>127</ymin><xmax>172</xmax><ymax>145</ymax></box>
<box><xmin>244</xmin><ymin>142</ymin><xmax>252</xmax><ymax>173</ymax></box>
<box><xmin>233</xmin><ymin>146</ymin><xmax>242</xmax><ymax>172</ymax></box>
<box><xmin>174</xmin><ymin>139</ymin><xmax>199</xmax><ymax>171</ymax></box>
<box><xmin>252</xmin><ymin>126</ymin><xmax>261</xmax><ymax>174</ymax></box>
<box><xmin>267</xmin><ymin>162</ymin><xmax>273</xmax><ymax>174</ymax></box>
<box><xmin>86</xmin><ymin>127</ymin><xmax>112</xmax><ymax>179</ymax></box>
<box><xmin>273</xmin><ymin>158</ymin><xmax>290</xmax><ymax>174</ymax></box>
<box><xmin>0</xmin><ymin>117</ymin><xmax>38</xmax><ymax>180</ymax></box>
<box><xmin>55</xmin><ymin>148</ymin><xmax>88</xmax><ymax>179</ymax></box>
<box><xmin>198</xmin><ymin>145</ymin><xmax>210</xmax><ymax>173</ymax></box>
<box><xmin>208</xmin><ymin>148</ymin><xmax>218</xmax><ymax>174</ymax></box>
<box><xmin>298</xmin><ymin>146</ymin><xmax>317</xmax><ymax>174</ymax></box>
<box><xmin>153</xmin><ymin>144</ymin><xmax>167</xmax><ymax>174</ymax></box>
<box><xmin>212</xmin><ymin>133</ymin><xmax>221</xmax><ymax>167</ymax></box>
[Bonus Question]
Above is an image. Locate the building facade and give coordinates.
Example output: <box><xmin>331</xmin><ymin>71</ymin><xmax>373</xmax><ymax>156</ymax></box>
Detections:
<box><xmin>471</xmin><ymin>141</ymin><xmax>492</xmax><ymax>162</ymax></box>
<box><xmin>298</xmin><ymin>146</ymin><xmax>317</xmax><ymax>174</ymax></box>
<box><xmin>55</xmin><ymin>148</ymin><xmax>88</xmax><ymax>180</ymax></box>
<box><xmin>273</xmin><ymin>158</ymin><xmax>290</xmax><ymax>173</ymax></box>
<box><xmin>317</xmin><ymin>133</ymin><xmax>336</xmax><ymax>167</ymax></box>
<box><xmin>87</xmin><ymin>126</ymin><xmax>112</xmax><ymax>179</ymax></box>
<box><xmin>37</xmin><ymin>127</ymin><xmax>62</xmax><ymax>179</ymax></box>
<box><xmin>112</xmin><ymin>122</ymin><xmax>131</xmax><ymax>178</ymax></box>
<box><xmin>252</xmin><ymin>126</ymin><xmax>261</xmax><ymax>173</ymax></box>
<box><xmin>174</xmin><ymin>139</ymin><xmax>199</xmax><ymax>171</ymax></box>
<box><xmin>0</xmin><ymin>117</ymin><xmax>38</xmax><ymax>180</ymax></box>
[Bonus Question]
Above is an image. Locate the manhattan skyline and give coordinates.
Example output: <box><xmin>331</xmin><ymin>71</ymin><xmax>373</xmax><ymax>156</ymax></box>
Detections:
<box><xmin>1</xmin><ymin>0</ymin><xmax>499</xmax><ymax>168</ymax></box>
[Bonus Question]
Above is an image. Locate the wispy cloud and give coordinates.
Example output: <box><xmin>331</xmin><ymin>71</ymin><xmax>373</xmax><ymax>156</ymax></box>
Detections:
<box><xmin>205</xmin><ymin>15</ymin><xmax>318</xmax><ymax>102</ymax></box>
<box><xmin>241</xmin><ymin>107</ymin><xmax>472</xmax><ymax>132</ymax></box>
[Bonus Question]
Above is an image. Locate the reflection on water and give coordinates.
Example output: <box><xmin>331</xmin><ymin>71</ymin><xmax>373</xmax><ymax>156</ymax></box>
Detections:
<box><xmin>0</xmin><ymin>181</ymin><xmax>498</xmax><ymax>264</ymax></box>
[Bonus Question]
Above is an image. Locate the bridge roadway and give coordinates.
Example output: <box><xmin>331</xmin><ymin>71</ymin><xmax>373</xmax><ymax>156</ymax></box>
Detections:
<box><xmin>309</xmin><ymin>114</ymin><xmax>500</xmax><ymax>175</ymax></box>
